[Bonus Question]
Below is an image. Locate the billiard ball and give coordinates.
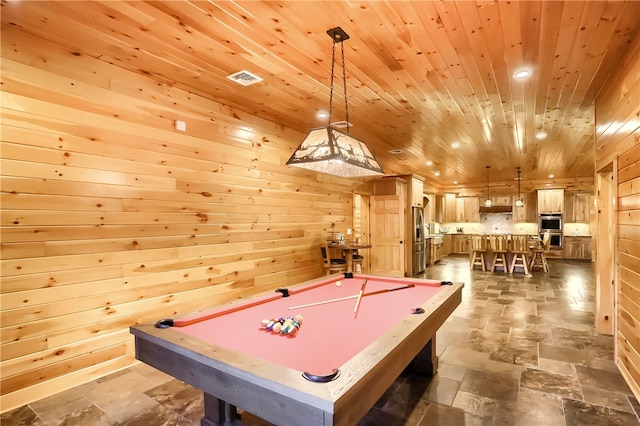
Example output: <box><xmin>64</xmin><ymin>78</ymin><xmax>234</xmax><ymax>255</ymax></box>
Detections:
<box><xmin>336</xmin><ymin>281</ymin><xmax>342</xmax><ymax>287</ymax></box>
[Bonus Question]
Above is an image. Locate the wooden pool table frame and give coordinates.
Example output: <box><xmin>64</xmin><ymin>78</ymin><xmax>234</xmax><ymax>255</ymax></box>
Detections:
<box><xmin>130</xmin><ymin>274</ymin><xmax>463</xmax><ymax>426</ymax></box>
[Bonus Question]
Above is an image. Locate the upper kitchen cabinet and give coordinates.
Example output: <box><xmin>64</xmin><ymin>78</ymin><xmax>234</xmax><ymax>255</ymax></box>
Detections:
<box><xmin>512</xmin><ymin>193</ymin><xmax>537</xmax><ymax>222</ymax></box>
<box><xmin>444</xmin><ymin>193</ymin><xmax>457</xmax><ymax>223</ymax></box>
<box><xmin>489</xmin><ymin>196</ymin><xmax>512</xmax><ymax>206</ymax></box>
<box><xmin>537</xmin><ymin>189</ymin><xmax>564</xmax><ymax>214</ymax></box>
<box><xmin>565</xmin><ymin>192</ymin><xmax>593</xmax><ymax>223</ymax></box>
<box><xmin>423</xmin><ymin>193</ymin><xmax>435</xmax><ymax>224</ymax></box>
<box><xmin>409</xmin><ymin>176</ymin><xmax>424</xmax><ymax>207</ymax></box>
<box><xmin>456</xmin><ymin>197</ymin><xmax>480</xmax><ymax>222</ymax></box>
<box><xmin>435</xmin><ymin>195</ymin><xmax>445</xmax><ymax>223</ymax></box>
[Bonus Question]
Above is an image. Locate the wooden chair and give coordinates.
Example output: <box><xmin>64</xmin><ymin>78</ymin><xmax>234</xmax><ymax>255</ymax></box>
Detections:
<box><xmin>489</xmin><ymin>234</ymin><xmax>509</xmax><ymax>273</ymax></box>
<box><xmin>351</xmin><ymin>251</ymin><xmax>364</xmax><ymax>273</ymax></box>
<box><xmin>469</xmin><ymin>234</ymin><xmax>487</xmax><ymax>271</ymax></box>
<box><xmin>509</xmin><ymin>234</ymin><xmax>530</xmax><ymax>274</ymax></box>
<box><xmin>321</xmin><ymin>244</ymin><xmax>347</xmax><ymax>275</ymax></box>
<box><xmin>530</xmin><ymin>231</ymin><xmax>550</xmax><ymax>272</ymax></box>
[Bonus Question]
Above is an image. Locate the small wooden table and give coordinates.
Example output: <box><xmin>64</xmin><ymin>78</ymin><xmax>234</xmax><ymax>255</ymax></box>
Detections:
<box><xmin>328</xmin><ymin>242</ymin><xmax>372</xmax><ymax>273</ymax></box>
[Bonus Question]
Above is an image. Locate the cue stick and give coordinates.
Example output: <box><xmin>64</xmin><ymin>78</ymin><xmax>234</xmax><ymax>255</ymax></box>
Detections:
<box><xmin>287</xmin><ymin>283</ymin><xmax>415</xmax><ymax>310</ymax></box>
<box><xmin>353</xmin><ymin>279</ymin><xmax>368</xmax><ymax>314</ymax></box>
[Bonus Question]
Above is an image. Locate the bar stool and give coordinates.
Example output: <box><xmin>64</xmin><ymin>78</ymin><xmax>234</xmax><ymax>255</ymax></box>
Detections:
<box><xmin>509</xmin><ymin>234</ymin><xmax>530</xmax><ymax>274</ymax></box>
<box><xmin>530</xmin><ymin>231</ymin><xmax>550</xmax><ymax>272</ymax></box>
<box><xmin>321</xmin><ymin>244</ymin><xmax>347</xmax><ymax>275</ymax></box>
<box><xmin>469</xmin><ymin>234</ymin><xmax>487</xmax><ymax>271</ymax></box>
<box><xmin>351</xmin><ymin>251</ymin><xmax>364</xmax><ymax>273</ymax></box>
<box><xmin>489</xmin><ymin>235</ymin><xmax>509</xmax><ymax>273</ymax></box>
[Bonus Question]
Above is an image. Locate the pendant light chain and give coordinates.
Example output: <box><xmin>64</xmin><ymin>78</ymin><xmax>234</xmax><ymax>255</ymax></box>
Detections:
<box><xmin>328</xmin><ymin>41</ymin><xmax>337</xmax><ymax>124</ymax></box>
<box><xmin>487</xmin><ymin>166</ymin><xmax>490</xmax><ymax>199</ymax></box>
<box><xmin>341</xmin><ymin>40</ymin><xmax>350</xmax><ymax>134</ymax></box>
<box><xmin>285</xmin><ymin>27</ymin><xmax>384</xmax><ymax>177</ymax></box>
<box><xmin>485</xmin><ymin>166</ymin><xmax>492</xmax><ymax>207</ymax></box>
<box><xmin>517</xmin><ymin>167</ymin><xmax>521</xmax><ymax>198</ymax></box>
<box><xmin>326</xmin><ymin>31</ymin><xmax>350</xmax><ymax>133</ymax></box>
<box><xmin>515</xmin><ymin>166</ymin><xmax>524</xmax><ymax>207</ymax></box>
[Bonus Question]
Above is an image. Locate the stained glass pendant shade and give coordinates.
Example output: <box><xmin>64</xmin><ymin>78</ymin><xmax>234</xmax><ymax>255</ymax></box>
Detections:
<box><xmin>287</xmin><ymin>127</ymin><xmax>384</xmax><ymax>178</ymax></box>
<box><xmin>286</xmin><ymin>27</ymin><xmax>384</xmax><ymax>178</ymax></box>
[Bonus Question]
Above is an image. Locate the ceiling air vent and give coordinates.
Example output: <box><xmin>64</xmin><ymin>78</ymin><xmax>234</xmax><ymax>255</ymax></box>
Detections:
<box><xmin>226</xmin><ymin>70</ymin><xmax>263</xmax><ymax>86</ymax></box>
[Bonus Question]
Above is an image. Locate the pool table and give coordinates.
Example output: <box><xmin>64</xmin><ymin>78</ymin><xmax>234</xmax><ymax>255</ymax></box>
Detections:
<box><xmin>130</xmin><ymin>273</ymin><xmax>463</xmax><ymax>426</ymax></box>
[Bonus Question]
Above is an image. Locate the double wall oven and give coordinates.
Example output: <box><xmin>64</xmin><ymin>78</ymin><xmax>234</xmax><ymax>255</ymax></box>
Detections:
<box><xmin>539</xmin><ymin>214</ymin><xmax>563</xmax><ymax>249</ymax></box>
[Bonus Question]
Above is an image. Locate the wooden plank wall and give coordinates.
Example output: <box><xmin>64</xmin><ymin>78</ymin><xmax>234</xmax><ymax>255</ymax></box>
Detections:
<box><xmin>594</xmin><ymin>30</ymin><xmax>640</xmax><ymax>400</ymax></box>
<box><xmin>0</xmin><ymin>26</ymin><xmax>363</xmax><ymax>411</ymax></box>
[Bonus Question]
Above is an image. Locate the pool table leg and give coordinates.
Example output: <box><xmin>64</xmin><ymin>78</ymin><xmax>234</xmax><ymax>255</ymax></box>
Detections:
<box><xmin>410</xmin><ymin>336</ymin><xmax>438</xmax><ymax>375</ymax></box>
<box><xmin>201</xmin><ymin>392</ymin><xmax>241</xmax><ymax>426</ymax></box>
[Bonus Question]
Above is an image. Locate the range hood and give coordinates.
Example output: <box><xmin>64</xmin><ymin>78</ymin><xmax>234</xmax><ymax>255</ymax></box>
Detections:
<box><xmin>479</xmin><ymin>205</ymin><xmax>513</xmax><ymax>214</ymax></box>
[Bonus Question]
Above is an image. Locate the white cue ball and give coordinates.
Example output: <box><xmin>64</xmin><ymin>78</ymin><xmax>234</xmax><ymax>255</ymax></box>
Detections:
<box><xmin>336</xmin><ymin>281</ymin><xmax>342</xmax><ymax>287</ymax></box>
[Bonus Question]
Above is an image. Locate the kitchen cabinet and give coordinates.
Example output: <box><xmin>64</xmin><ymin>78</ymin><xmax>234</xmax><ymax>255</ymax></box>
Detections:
<box><xmin>456</xmin><ymin>197</ymin><xmax>480</xmax><ymax>222</ymax></box>
<box><xmin>429</xmin><ymin>235</ymin><xmax>445</xmax><ymax>265</ymax></box>
<box><xmin>490</xmin><ymin>195</ymin><xmax>512</xmax><ymax>206</ymax></box>
<box><xmin>564</xmin><ymin>236</ymin><xmax>592</xmax><ymax>260</ymax></box>
<box><xmin>537</xmin><ymin>189</ymin><xmax>564</xmax><ymax>214</ymax></box>
<box><xmin>433</xmin><ymin>240</ymin><xmax>444</xmax><ymax>263</ymax></box>
<box><xmin>453</xmin><ymin>234</ymin><xmax>471</xmax><ymax>254</ymax></box>
<box><xmin>444</xmin><ymin>193</ymin><xmax>457</xmax><ymax>223</ymax></box>
<box><xmin>443</xmin><ymin>234</ymin><xmax>453</xmax><ymax>256</ymax></box>
<box><xmin>424</xmin><ymin>193</ymin><xmax>436</xmax><ymax>224</ymax></box>
<box><xmin>565</xmin><ymin>192</ymin><xmax>592</xmax><ymax>223</ymax></box>
<box><xmin>435</xmin><ymin>195</ymin><xmax>445</xmax><ymax>223</ymax></box>
<box><xmin>410</xmin><ymin>176</ymin><xmax>424</xmax><ymax>207</ymax></box>
<box><xmin>512</xmin><ymin>193</ymin><xmax>537</xmax><ymax>222</ymax></box>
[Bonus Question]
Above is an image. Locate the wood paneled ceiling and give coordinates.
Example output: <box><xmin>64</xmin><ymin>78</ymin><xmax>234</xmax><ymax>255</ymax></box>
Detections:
<box><xmin>3</xmin><ymin>1</ymin><xmax>639</xmax><ymax>191</ymax></box>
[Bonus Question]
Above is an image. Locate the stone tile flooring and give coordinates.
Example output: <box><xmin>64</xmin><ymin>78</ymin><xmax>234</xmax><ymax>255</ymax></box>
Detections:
<box><xmin>2</xmin><ymin>255</ymin><xmax>639</xmax><ymax>426</ymax></box>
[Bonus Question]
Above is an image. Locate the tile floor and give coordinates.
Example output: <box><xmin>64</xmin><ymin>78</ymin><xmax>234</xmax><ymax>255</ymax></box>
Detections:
<box><xmin>2</xmin><ymin>255</ymin><xmax>639</xmax><ymax>426</ymax></box>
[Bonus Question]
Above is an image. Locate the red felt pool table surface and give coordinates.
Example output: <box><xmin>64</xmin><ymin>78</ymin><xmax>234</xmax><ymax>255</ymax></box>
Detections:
<box><xmin>174</xmin><ymin>274</ymin><xmax>445</xmax><ymax>375</ymax></box>
<box><xmin>131</xmin><ymin>273</ymin><xmax>463</xmax><ymax>426</ymax></box>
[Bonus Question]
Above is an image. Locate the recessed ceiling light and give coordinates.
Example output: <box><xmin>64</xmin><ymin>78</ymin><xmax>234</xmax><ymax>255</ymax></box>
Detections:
<box><xmin>434</xmin><ymin>171</ymin><xmax>440</xmax><ymax>177</ymax></box>
<box><xmin>548</xmin><ymin>174</ymin><xmax>555</xmax><ymax>178</ymax></box>
<box><xmin>316</xmin><ymin>111</ymin><xmax>329</xmax><ymax>119</ymax></box>
<box><xmin>389</xmin><ymin>149</ymin><xmax>404</xmax><ymax>155</ymax></box>
<box><xmin>453</xmin><ymin>181</ymin><xmax>458</xmax><ymax>185</ymax></box>
<box><xmin>425</xmin><ymin>160</ymin><xmax>433</xmax><ymax>166</ymax></box>
<box><xmin>535</xmin><ymin>131</ymin><xmax>548</xmax><ymax>140</ymax></box>
<box><xmin>451</xmin><ymin>141</ymin><xmax>461</xmax><ymax>149</ymax></box>
<box><xmin>513</xmin><ymin>68</ymin><xmax>532</xmax><ymax>79</ymax></box>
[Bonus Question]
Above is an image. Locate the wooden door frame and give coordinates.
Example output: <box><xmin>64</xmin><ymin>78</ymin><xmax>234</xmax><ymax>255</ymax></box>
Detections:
<box><xmin>353</xmin><ymin>191</ymin><xmax>371</xmax><ymax>273</ymax></box>
<box><xmin>595</xmin><ymin>163</ymin><xmax>616</xmax><ymax>336</ymax></box>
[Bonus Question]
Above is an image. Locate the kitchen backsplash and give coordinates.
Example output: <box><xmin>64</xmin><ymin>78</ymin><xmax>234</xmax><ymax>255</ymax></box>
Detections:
<box><xmin>436</xmin><ymin>219</ymin><xmax>592</xmax><ymax>236</ymax></box>
<box><xmin>440</xmin><ymin>214</ymin><xmax>538</xmax><ymax>235</ymax></box>
<box><xmin>564</xmin><ymin>223</ymin><xmax>591</xmax><ymax>236</ymax></box>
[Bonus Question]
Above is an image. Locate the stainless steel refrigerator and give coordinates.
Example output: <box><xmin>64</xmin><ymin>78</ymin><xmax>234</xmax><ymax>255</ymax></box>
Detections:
<box><xmin>411</xmin><ymin>207</ymin><xmax>425</xmax><ymax>275</ymax></box>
